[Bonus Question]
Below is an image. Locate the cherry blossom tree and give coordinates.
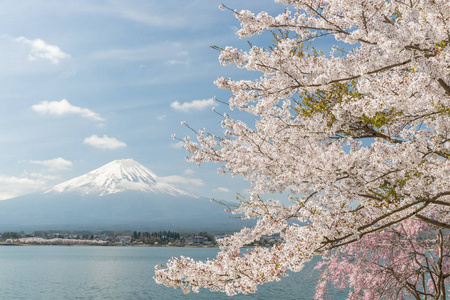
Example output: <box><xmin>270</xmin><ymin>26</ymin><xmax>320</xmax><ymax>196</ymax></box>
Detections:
<box><xmin>155</xmin><ymin>0</ymin><xmax>450</xmax><ymax>297</ymax></box>
<box><xmin>315</xmin><ymin>219</ymin><xmax>449</xmax><ymax>299</ymax></box>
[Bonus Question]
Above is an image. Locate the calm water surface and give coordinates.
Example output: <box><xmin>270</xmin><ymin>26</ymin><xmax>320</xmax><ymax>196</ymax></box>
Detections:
<box><xmin>0</xmin><ymin>246</ymin><xmax>347</xmax><ymax>300</ymax></box>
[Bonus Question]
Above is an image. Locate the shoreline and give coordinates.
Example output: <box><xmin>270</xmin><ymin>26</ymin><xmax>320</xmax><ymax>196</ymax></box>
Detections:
<box><xmin>0</xmin><ymin>242</ymin><xmax>218</xmax><ymax>248</ymax></box>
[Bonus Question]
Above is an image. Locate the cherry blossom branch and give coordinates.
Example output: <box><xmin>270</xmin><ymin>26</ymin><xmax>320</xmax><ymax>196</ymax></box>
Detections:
<box><xmin>415</xmin><ymin>214</ymin><xmax>450</xmax><ymax>229</ymax></box>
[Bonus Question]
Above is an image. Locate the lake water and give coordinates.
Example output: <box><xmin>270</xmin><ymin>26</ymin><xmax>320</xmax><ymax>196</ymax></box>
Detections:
<box><xmin>0</xmin><ymin>246</ymin><xmax>348</xmax><ymax>300</ymax></box>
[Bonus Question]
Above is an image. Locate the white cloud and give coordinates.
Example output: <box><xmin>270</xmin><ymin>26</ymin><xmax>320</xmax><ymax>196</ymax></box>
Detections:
<box><xmin>170</xmin><ymin>98</ymin><xmax>215</xmax><ymax>112</ymax></box>
<box><xmin>0</xmin><ymin>174</ymin><xmax>48</xmax><ymax>200</ymax></box>
<box><xmin>183</xmin><ymin>169</ymin><xmax>195</xmax><ymax>175</ymax></box>
<box><xmin>15</xmin><ymin>37</ymin><xmax>70</xmax><ymax>64</ymax></box>
<box><xmin>29</xmin><ymin>157</ymin><xmax>73</xmax><ymax>172</ymax></box>
<box><xmin>60</xmin><ymin>71</ymin><xmax>76</xmax><ymax>78</ymax></box>
<box><xmin>214</xmin><ymin>187</ymin><xmax>230</xmax><ymax>193</ymax></box>
<box><xmin>166</xmin><ymin>59</ymin><xmax>189</xmax><ymax>66</ymax></box>
<box><xmin>159</xmin><ymin>175</ymin><xmax>204</xmax><ymax>186</ymax></box>
<box><xmin>90</xmin><ymin>47</ymin><xmax>150</xmax><ymax>61</ymax></box>
<box><xmin>170</xmin><ymin>141</ymin><xmax>184</xmax><ymax>149</ymax></box>
<box><xmin>83</xmin><ymin>135</ymin><xmax>127</xmax><ymax>150</ymax></box>
<box><xmin>32</xmin><ymin>99</ymin><xmax>104</xmax><ymax>122</ymax></box>
<box><xmin>27</xmin><ymin>172</ymin><xmax>59</xmax><ymax>181</ymax></box>
<box><xmin>177</xmin><ymin>51</ymin><xmax>189</xmax><ymax>57</ymax></box>
<box><xmin>157</xmin><ymin>115</ymin><xmax>167</xmax><ymax>120</ymax></box>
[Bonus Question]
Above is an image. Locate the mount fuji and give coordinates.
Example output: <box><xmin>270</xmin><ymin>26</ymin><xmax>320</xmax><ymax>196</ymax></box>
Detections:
<box><xmin>0</xmin><ymin>159</ymin><xmax>245</xmax><ymax>232</ymax></box>
<box><xmin>48</xmin><ymin>159</ymin><xmax>192</xmax><ymax>197</ymax></box>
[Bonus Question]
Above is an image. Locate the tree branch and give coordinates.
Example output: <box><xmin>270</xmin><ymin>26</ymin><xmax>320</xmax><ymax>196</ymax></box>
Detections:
<box><xmin>415</xmin><ymin>215</ymin><xmax>450</xmax><ymax>229</ymax></box>
<box><xmin>437</xmin><ymin>79</ymin><xmax>450</xmax><ymax>96</ymax></box>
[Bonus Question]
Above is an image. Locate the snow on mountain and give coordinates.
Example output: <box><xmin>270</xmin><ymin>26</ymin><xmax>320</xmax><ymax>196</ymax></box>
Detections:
<box><xmin>48</xmin><ymin>159</ymin><xmax>195</xmax><ymax>197</ymax></box>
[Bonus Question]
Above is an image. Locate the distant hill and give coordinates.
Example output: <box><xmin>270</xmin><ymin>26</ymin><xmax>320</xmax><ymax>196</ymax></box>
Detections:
<box><xmin>0</xmin><ymin>159</ymin><xmax>248</xmax><ymax>232</ymax></box>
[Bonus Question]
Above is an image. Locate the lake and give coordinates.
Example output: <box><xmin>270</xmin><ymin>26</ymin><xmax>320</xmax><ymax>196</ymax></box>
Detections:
<box><xmin>0</xmin><ymin>246</ymin><xmax>348</xmax><ymax>299</ymax></box>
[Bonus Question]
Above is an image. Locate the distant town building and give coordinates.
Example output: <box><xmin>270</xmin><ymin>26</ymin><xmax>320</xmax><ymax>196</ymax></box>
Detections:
<box><xmin>116</xmin><ymin>236</ymin><xmax>132</xmax><ymax>245</ymax></box>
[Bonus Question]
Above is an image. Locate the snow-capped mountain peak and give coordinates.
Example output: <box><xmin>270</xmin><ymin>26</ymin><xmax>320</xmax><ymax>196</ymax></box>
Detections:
<box><xmin>48</xmin><ymin>159</ymin><xmax>194</xmax><ymax>197</ymax></box>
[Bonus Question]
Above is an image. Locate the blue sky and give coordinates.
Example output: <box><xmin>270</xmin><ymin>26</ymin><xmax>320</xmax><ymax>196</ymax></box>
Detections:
<box><xmin>0</xmin><ymin>0</ymin><xmax>290</xmax><ymax>200</ymax></box>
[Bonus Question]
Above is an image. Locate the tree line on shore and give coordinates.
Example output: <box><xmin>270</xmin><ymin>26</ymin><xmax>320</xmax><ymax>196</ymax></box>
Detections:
<box><xmin>0</xmin><ymin>230</ymin><xmax>284</xmax><ymax>247</ymax></box>
<box><xmin>0</xmin><ymin>230</ymin><xmax>218</xmax><ymax>246</ymax></box>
